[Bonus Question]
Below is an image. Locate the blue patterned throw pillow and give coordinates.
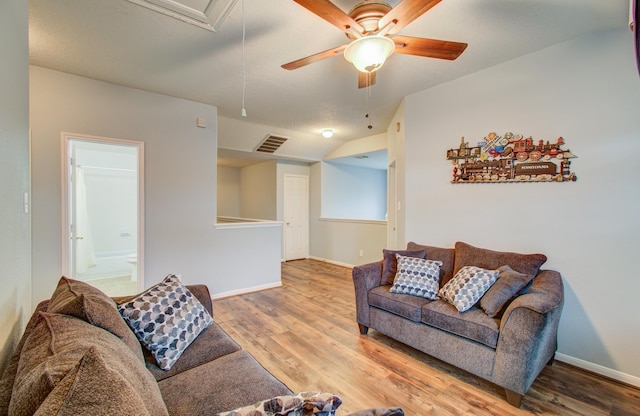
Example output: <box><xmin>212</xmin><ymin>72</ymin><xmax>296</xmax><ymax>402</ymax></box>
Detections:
<box><xmin>389</xmin><ymin>254</ymin><xmax>442</xmax><ymax>300</ymax></box>
<box><xmin>439</xmin><ymin>266</ymin><xmax>499</xmax><ymax>312</ymax></box>
<box><xmin>118</xmin><ymin>274</ymin><xmax>212</xmax><ymax>370</ymax></box>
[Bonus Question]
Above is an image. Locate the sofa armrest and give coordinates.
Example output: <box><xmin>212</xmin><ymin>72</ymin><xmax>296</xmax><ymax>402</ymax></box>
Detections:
<box><xmin>0</xmin><ymin>301</ymin><xmax>51</xmax><ymax>413</ymax></box>
<box><xmin>353</xmin><ymin>261</ymin><xmax>384</xmax><ymax>290</ymax></box>
<box><xmin>493</xmin><ymin>269</ymin><xmax>564</xmax><ymax>394</ymax></box>
<box><xmin>501</xmin><ymin>270</ymin><xmax>563</xmax><ymax>319</ymax></box>
<box><xmin>352</xmin><ymin>261</ymin><xmax>383</xmax><ymax>331</ymax></box>
<box><xmin>186</xmin><ymin>284</ymin><xmax>214</xmax><ymax>316</ymax></box>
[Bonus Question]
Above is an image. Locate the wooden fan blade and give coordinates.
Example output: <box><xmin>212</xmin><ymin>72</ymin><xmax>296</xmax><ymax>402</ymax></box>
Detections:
<box><xmin>379</xmin><ymin>0</ymin><xmax>441</xmax><ymax>34</ymax></box>
<box><xmin>358</xmin><ymin>71</ymin><xmax>377</xmax><ymax>88</ymax></box>
<box><xmin>393</xmin><ymin>35</ymin><xmax>467</xmax><ymax>60</ymax></box>
<box><xmin>281</xmin><ymin>44</ymin><xmax>347</xmax><ymax>70</ymax></box>
<box><xmin>293</xmin><ymin>0</ymin><xmax>364</xmax><ymax>33</ymax></box>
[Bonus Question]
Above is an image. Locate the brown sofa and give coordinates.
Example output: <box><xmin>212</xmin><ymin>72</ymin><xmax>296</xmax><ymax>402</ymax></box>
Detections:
<box><xmin>352</xmin><ymin>241</ymin><xmax>564</xmax><ymax>407</ymax></box>
<box><xmin>0</xmin><ymin>277</ymin><xmax>405</xmax><ymax>416</ymax></box>
<box><xmin>0</xmin><ymin>282</ymin><xmax>293</xmax><ymax>415</ymax></box>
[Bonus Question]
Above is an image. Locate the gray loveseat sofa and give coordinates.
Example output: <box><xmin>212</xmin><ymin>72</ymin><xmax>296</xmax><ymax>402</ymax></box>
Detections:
<box><xmin>1</xmin><ymin>276</ymin><xmax>404</xmax><ymax>416</ymax></box>
<box><xmin>352</xmin><ymin>241</ymin><xmax>564</xmax><ymax>407</ymax></box>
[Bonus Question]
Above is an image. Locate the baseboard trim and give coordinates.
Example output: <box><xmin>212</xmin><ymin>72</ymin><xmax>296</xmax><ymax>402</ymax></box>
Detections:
<box><xmin>555</xmin><ymin>353</ymin><xmax>640</xmax><ymax>388</ymax></box>
<box><xmin>308</xmin><ymin>256</ymin><xmax>354</xmax><ymax>269</ymax></box>
<box><xmin>211</xmin><ymin>281</ymin><xmax>282</xmax><ymax>300</ymax></box>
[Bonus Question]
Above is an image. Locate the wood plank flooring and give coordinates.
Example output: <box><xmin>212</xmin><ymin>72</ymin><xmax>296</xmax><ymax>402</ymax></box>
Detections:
<box><xmin>214</xmin><ymin>259</ymin><xmax>640</xmax><ymax>415</ymax></box>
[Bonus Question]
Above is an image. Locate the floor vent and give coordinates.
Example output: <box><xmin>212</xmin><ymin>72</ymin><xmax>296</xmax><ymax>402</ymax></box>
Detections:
<box><xmin>255</xmin><ymin>134</ymin><xmax>288</xmax><ymax>153</ymax></box>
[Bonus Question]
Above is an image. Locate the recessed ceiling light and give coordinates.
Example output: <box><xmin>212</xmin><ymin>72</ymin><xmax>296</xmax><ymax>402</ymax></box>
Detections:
<box><xmin>321</xmin><ymin>129</ymin><xmax>334</xmax><ymax>138</ymax></box>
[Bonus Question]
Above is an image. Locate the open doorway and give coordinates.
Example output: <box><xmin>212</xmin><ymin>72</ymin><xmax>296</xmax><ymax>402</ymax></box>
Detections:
<box><xmin>62</xmin><ymin>133</ymin><xmax>144</xmax><ymax>296</ymax></box>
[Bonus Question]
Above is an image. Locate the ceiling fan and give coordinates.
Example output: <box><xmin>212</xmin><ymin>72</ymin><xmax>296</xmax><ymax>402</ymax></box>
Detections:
<box><xmin>281</xmin><ymin>0</ymin><xmax>468</xmax><ymax>88</ymax></box>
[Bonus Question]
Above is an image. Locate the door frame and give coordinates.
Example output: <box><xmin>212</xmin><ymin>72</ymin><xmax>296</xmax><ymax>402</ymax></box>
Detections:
<box><xmin>387</xmin><ymin>159</ymin><xmax>398</xmax><ymax>249</ymax></box>
<box><xmin>61</xmin><ymin>132</ymin><xmax>145</xmax><ymax>290</ymax></box>
<box><xmin>283</xmin><ymin>174</ymin><xmax>309</xmax><ymax>261</ymax></box>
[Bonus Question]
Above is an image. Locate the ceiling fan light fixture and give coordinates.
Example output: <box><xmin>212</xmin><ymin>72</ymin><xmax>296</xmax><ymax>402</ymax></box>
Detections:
<box><xmin>344</xmin><ymin>35</ymin><xmax>395</xmax><ymax>73</ymax></box>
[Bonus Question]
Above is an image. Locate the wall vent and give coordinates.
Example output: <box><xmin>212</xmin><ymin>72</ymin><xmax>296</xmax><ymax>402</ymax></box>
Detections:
<box><xmin>255</xmin><ymin>134</ymin><xmax>288</xmax><ymax>154</ymax></box>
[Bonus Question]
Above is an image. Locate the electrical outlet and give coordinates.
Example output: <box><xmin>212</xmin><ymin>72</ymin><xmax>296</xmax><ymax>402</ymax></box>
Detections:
<box><xmin>359</xmin><ymin>250</ymin><xmax>364</xmax><ymax>257</ymax></box>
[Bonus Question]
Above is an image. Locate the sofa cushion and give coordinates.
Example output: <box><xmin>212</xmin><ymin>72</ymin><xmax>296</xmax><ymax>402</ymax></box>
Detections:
<box><xmin>34</xmin><ymin>346</ymin><xmax>169</xmax><ymax>416</ymax></box>
<box><xmin>145</xmin><ymin>321</ymin><xmax>242</xmax><ymax>382</ymax></box>
<box><xmin>453</xmin><ymin>241</ymin><xmax>547</xmax><ymax>276</ymax></box>
<box><xmin>439</xmin><ymin>266</ymin><xmax>498</xmax><ymax>312</ymax></box>
<box><xmin>480</xmin><ymin>265</ymin><xmax>535</xmax><ymax>318</ymax></box>
<box><xmin>381</xmin><ymin>249</ymin><xmax>426</xmax><ymax>285</ymax></box>
<box><xmin>158</xmin><ymin>350</ymin><xmax>292</xmax><ymax>415</ymax></box>
<box><xmin>216</xmin><ymin>391</ymin><xmax>342</xmax><ymax>416</ymax></box>
<box><xmin>421</xmin><ymin>301</ymin><xmax>500</xmax><ymax>348</ymax></box>
<box><xmin>389</xmin><ymin>255</ymin><xmax>442</xmax><ymax>300</ymax></box>
<box><xmin>118</xmin><ymin>274</ymin><xmax>213</xmax><ymax>371</ymax></box>
<box><xmin>47</xmin><ymin>276</ymin><xmax>144</xmax><ymax>361</ymax></box>
<box><xmin>406</xmin><ymin>242</ymin><xmax>455</xmax><ymax>285</ymax></box>
<box><xmin>368</xmin><ymin>286</ymin><xmax>430</xmax><ymax>322</ymax></box>
<box><xmin>9</xmin><ymin>312</ymin><xmax>167</xmax><ymax>416</ymax></box>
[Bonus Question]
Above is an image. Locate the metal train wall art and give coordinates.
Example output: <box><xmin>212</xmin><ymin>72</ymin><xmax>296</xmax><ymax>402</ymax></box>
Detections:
<box><xmin>447</xmin><ymin>132</ymin><xmax>577</xmax><ymax>184</ymax></box>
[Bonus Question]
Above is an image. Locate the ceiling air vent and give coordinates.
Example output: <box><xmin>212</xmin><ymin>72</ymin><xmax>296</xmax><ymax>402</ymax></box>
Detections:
<box><xmin>255</xmin><ymin>134</ymin><xmax>288</xmax><ymax>154</ymax></box>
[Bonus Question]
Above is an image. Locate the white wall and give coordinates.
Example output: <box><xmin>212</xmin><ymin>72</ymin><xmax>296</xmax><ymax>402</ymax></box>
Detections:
<box><xmin>29</xmin><ymin>67</ymin><xmax>282</xmax><ymax>304</ymax></box>
<box><xmin>403</xmin><ymin>28</ymin><xmax>640</xmax><ymax>384</ymax></box>
<box><xmin>240</xmin><ymin>160</ymin><xmax>277</xmax><ymax>220</ymax></box>
<box><xmin>0</xmin><ymin>0</ymin><xmax>31</xmax><ymax>374</ymax></box>
<box><xmin>308</xmin><ymin>132</ymin><xmax>389</xmax><ymax>266</ymax></box>
<box><xmin>309</xmin><ymin>163</ymin><xmax>387</xmax><ymax>266</ymax></box>
<box><xmin>325</xmin><ymin>133</ymin><xmax>387</xmax><ymax>159</ymax></box>
<box><xmin>321</xmin><ymin>162</ymin><xmax>387</xmax><ymax>220</ymax></box>
<box><xmin>217</xmin><ymin>165</ymin><xmax>241</xmax><ymax>217</ymax></box>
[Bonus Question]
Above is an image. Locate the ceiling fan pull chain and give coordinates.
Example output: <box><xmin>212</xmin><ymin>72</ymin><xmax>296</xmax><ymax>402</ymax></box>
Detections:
<box><xmin>241</xmin><ymin>0</ymin><xmax>247</xmax><ymax>117</ymax></box>
<box><xmin>366</xmin><ymin>75</ymin><xmax>373</xmax><ymax>130</ymax></box>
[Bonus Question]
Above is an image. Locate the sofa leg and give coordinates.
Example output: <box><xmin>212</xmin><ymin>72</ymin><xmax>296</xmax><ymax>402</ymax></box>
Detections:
<box><xmin>505</xmin><ymin>389</ymin><xmax>523</xmax><ymax>407</ymax></box>
<box><xmin>547</xmin><ymin>355</ymin><xmax>555</xmax><ymax>366</ymax></box>
<box><xmin>358</xmin><ymin>324</ymin><xmax>369</xmax><ymax>335</ymax></box>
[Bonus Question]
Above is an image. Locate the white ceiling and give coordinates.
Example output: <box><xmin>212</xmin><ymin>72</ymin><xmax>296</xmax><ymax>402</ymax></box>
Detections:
<box><xmin>29</xmin><ymin>0</ymin><xmax>629</xmax><ymax>168</ymax></box>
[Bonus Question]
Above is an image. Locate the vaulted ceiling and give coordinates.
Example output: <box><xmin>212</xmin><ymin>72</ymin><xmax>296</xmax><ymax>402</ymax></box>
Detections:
<box><xmin>29</xmin><ymin>0</ymin><xmax>629</xmax><ymax>166</ymax></box>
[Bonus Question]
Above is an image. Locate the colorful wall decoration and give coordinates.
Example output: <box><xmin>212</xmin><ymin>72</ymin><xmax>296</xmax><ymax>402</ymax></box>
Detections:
<box><xmin>447</xmin><ymin>132</ymin><xmax>577</xmax><ymax>183</ymax></box>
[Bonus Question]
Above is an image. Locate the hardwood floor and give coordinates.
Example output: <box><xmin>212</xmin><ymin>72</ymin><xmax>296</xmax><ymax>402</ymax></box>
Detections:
<box><xmin>214</xmin><ymin>259</ymin><xmax>639</xmax><ymax>415</ymax></box>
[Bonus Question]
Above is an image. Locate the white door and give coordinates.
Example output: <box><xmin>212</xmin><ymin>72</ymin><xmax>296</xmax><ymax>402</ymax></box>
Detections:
<box><xmin>62</xmin><ymin>133</ymin><xmax>144</xmax><ymax>296</ymax></box>
<box><xmin>283</xmin><ymin>174</ymin><xmax>309</xmax><ymax>261</ymax></box>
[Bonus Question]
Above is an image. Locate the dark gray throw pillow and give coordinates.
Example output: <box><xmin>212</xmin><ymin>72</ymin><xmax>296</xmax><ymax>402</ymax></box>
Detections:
<box><xmin>381</xmin><ymin>249</ymin><xmax>426</xmax><ymax>285</ymax></box>
<box><xmin>453</xmin><ymin>241</ymin><xmax>547</xmax><ymax>276</ymax></box>
<box><xmin>480</xmin><ymin>265</ymin><xmax>534</xmax><ymax>318</ymax></box>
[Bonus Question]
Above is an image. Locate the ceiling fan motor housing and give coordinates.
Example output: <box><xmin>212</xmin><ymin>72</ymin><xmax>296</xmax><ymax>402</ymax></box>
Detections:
<box><xmin>347</xmin><ymin>1</ymin><xmax>392</xmax><ymax>37</ymax></box>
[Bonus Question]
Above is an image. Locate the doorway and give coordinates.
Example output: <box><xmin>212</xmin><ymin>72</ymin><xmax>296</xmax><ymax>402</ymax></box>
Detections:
<box><xmin>62</xmin><ymin>133</ymin><xmax>144</xmax><ymax>296</ymax></box>
<box><xmin>283</xmin><ymin>174</ymin><xmax>309</xmax><ymax>261</ymax></box>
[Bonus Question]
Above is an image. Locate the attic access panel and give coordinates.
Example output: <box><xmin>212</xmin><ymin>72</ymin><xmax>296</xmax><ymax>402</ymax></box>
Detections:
<box><xmin>126</xmin><ymin>0</ymin><xmax>238</xmax><ymax>31</ymax></box>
